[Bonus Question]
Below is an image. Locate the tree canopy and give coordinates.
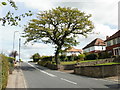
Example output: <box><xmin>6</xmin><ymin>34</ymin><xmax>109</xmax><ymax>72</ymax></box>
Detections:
<box><xmin>30</xmin><ymin>53</ymin><xmax>40</xmax><ymax>62</ymax></box>
<box><xmin>23</xmin><ymin>7</ymin><xmax>94</xmax><ymax>66</ymax></box>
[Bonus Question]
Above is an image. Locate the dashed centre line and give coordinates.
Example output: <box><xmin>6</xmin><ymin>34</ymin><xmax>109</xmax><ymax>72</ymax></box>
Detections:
<box><xmin>27</xmin><ymin>62</ymin><xmax>78</xmax><ymax>85</ymax></box>
<box><xmin>60</xmin><ymin>78</ymin><xmax>77</xmax><ymax>85</ymax></box>
<box><xmin>27</xmin><ymin>62</ymin><xmax>57</xmax><ymax>77</ymax></box>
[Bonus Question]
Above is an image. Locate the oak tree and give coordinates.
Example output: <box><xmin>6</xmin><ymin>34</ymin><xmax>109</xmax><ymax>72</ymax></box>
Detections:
<box><xmin>23</xmin><ymin>7</ymin><xmax>94</xmax><ymax>66</ymax></box>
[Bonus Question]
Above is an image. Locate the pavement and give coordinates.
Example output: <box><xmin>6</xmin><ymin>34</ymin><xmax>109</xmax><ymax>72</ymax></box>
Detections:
<box><xmin>6</xmin><ymin>62</ymin><xmax>27</xmax><ymax>88</ymax></box>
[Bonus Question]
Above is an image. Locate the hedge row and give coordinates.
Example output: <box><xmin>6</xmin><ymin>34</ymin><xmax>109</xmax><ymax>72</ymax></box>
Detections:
<box><xmin>0</xmin><ymin>54</ymin><xmax>14</xmax><ymax>90</ymax></box>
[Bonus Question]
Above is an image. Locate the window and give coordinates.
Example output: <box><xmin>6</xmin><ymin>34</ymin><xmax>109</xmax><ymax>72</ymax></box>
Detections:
<box><xmin>113</xmin><ymin>39</ymin><xmax>116</xmax><ymax>45</ymax></box>
<box><xmin>107</xmin><ymin>41</ymin><xmax>111</xmax><ymax>46</ymax></box>
<box><xmin>117</xmin><ymin>37</ymin><xmax>120</xmax><ymax>44</ymax></box>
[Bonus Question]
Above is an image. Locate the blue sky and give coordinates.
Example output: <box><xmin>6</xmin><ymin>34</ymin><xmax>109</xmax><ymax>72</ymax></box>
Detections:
<box><xmin>0</xmin><ymin>0</ymin><xmax>119</xmax><ymax>61</ymax></box>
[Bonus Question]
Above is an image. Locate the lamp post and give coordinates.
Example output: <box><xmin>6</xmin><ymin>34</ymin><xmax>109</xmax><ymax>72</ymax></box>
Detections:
<box><xmin>13</xmin><ymin>31</ymin><xmax>19</xmax><ymax>51</ymax></box>
<box><xmin>19</xmin><ymin>38</ymin><xmax>21</xmax><ymax>63</ymax></box>
<box><xmin>13</xmin><ymin>31</ymin><xmax>22</xmax><ymax>62</ymax></box>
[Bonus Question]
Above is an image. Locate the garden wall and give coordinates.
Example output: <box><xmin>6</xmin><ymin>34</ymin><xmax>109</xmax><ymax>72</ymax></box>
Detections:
<box><xmin>74</xmin><ymin>64</ymin><xmax>120</xmax><ymax>78</ymax></box>
<box><xmin>46</xmin><ymin>63</ymin><xmax>75</xmax><ymax>70</ymax></box>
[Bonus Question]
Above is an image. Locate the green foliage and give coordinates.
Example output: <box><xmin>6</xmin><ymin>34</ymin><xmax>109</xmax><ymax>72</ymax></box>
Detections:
<box><xmin>85</xmin><ymin>53</ymin><xmax>99</xmax><ymax>60</ymax></box>
<box><xmin>98</xmin><ymin>51</ymin><xmax>112</xmax><ymax>59</ymax></box>
<box><xmin>78</xmin><ymin>54</ymin><xmax>85</xmax><ymax>60</ymax></box>
<box><xmin>59</xmin><ymin>55</ymin><xmax>68</xmax><ymax>61</ymax></box>
<box><xmin>38</xmin><ymin>60</ymin><xmax>52</xmax><ymax>67</ymax></box>
<box><xmin>1</xmin><ymin>2</ymin><xmax>7</xmax><ymax>5</ymax></box>
<box><xmin>23</xmin><ymin>7</ymin><xmax>94</xmax><ymax>65</ymax></box>
<box><xmin>31</xmin><ymin>53</ymin><xmax>40</xmax><ymax>62</ymax></box>
<box><xmin>0</xmin><ymin>0</ymin><xmax>33</xmax><ymax>26</ymax></box>
<box><xmin>40</xmin><ymin>56</ymin><xmax>53</xmax><ymax>61</ymax></box>
<box><xmin>0</xmin><ymin>54</ymin><xmax>9</xmax><ymax>89</ymax></box>
<box><xmin>0</xmin><ymin>54</ymin><xmax>15</xmax><ymax>89</ymax></box>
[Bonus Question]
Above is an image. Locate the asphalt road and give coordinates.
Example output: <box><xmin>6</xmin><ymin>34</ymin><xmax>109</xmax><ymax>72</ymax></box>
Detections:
<box><xmin>20</xmin><ymin>62</ymin><xmax>119</xmax><ymax>89</ymax></box>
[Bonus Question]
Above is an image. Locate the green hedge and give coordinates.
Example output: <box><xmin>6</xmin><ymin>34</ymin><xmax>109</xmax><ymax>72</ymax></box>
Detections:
<box><xmin>0</xmin><ymin>54</ymin><xmax>14</xmax><ymax>90</ymax></box>
<box><xmin>85</xmin><ymin>53</ymin><xmax>99</xmax><ymax>60</ymax></box>
<box><xmin>38</xmin><ymin>60</ymin><xmax>52</xmax><ymax>66</ymax></box>
<box><xmin>0</xmin><ymin>54</ymin><xmax>9</xmax><ymax>90</ymax></box>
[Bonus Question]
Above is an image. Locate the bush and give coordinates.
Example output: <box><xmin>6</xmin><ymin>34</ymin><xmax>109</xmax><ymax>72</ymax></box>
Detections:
<box><xmin>0</xmin><ymin>54</ymin><xmax>9</xmax><ymax>90</ymax></box>
<box><xmin>0</xmin><ymin>54</ymin><xmax>15</xmax><ymax>90</ymax></box>
<box><xmin>38</xmin><ymin>60</ymin><xmax>52</xmax><ymax>67</ymax></box>
<box><xmin>78</xmin><ymin>54</ymin><xmax>85</xmax><ymax>61</ymax></box>
<box><xmin>85</xmin><ymin>53</ymin><xmax>99</xmax><ymax>60</ymax></box>
<box><xmin>98</xmin><ymin>51</ymin><xmax>113</xmax><ymax>59</ymax></box>
<box><xmin>59</xmin><ymin>55</ymin><xmax>68</xmax><ymax>61</ymax></box>
<box><xmin>40</xmin><ymin>56</ymin><xmax>53</xmax><ymax>61</ymax></box>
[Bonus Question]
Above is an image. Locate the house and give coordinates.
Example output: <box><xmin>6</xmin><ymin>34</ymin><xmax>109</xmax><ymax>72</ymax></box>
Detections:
<box><xmin>83</xmin><ymin>38</ymin><xmax>106</xmax><ymax>53</ymax></box>
<box><xmin>105</xmin><ymin>30</ymin><xmax>120</xmax><ymax>56</ymax></box>
<box><xmin>65</xmin><ymin>47</ymin><xmax>83</xmax><ymax>56</ymax></box>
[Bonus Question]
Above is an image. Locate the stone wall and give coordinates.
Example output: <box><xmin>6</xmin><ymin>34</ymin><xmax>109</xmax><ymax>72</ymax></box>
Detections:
<box><xmin>59</xmin><ymin>64</ymin><xmax>75</xmax><ymax>70</ymax></box>
<box><xmin>46</xmin><ymin>63</ymin><xmax>75</xmax><ymax>70</ymax></box>
<box><xmin>74</xmin><ymin>64</ymin><xmax>120</xmax><ymax>78</ymax></box>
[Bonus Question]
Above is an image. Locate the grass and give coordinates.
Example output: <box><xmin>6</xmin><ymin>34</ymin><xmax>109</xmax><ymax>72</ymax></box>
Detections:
<box><xmin>96</xmin><ymin>62</ymin><xmax>120</xmax><ymax>66</ymax></box>
<box><xmin>60</xmin><ymin>61</ymin><xmax>77</xmax><ymax>65</ymax></box>
<box><xmin>80</xmin><ymin>60</ymin><xmax>98</xmax><ymax>62</ymax></box>
<box><xmin>60</xmin><ymin>59</ymin><xmax>106</xmax><ymax>65</ymax></box>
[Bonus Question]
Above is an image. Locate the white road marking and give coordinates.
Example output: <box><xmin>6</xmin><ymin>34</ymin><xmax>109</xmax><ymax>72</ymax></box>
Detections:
<box><xmin>27</xmin><ymin>63</ymin><xmax>57</xmax><ymax>77</ymax></box>
<box><xmin>60</xmin><ymin>78</ymin><xmax>77</xmax><ymax>85</ymax></box>
<box><xmin>95</xmin><ymin>78</ymin><xmax>117</xmax><ymax>83</ymax></box>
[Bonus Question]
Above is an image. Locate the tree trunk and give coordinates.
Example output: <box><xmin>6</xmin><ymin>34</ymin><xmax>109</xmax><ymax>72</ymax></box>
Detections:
<box><xmin>54</xmin><ymin>46</ymin><xmax>61</xmax><ymax>69</ymax></box>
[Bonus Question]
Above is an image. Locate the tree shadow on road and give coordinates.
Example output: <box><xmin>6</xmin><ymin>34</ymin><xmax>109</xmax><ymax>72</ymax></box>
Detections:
<box><xmin>105</xmin><ymin>84</ymin><xmax>120</xmax><ymax>89</ymax></box>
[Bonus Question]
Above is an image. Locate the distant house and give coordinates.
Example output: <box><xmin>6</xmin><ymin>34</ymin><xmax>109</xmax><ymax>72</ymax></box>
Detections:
<box><xmin>66</xmin><ymin>47</ymin><xmax>83</xmax><ymax>56</ymax></box>
<box><xmin>105</xmin><ymin>30</ymin><xmax>120</xmax><ymax>56</ymax></box>
<box><xmin>83</xmin><ymin>38</ymin><xmax>106</xmax><ymax>53</ymax></box>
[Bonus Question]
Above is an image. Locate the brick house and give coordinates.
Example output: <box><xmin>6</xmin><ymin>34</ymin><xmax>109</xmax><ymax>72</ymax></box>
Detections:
<box><xmin>105</xmin><ymin>30</ymin><xmax>120</xmax><ymax>56</ymax></box>
<box><xmin>83</xmin><ymin>38</ymin><xmax>106</xmax><ymax>53</ymax></box>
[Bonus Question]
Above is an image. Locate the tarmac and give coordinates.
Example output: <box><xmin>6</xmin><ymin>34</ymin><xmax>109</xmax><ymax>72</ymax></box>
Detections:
<box><xmin>6</xmin><ymin>62</ymin><xmax>119</xmax><ymax>89</ymax></box>
<box><xmin>6</xmin><ymin>62</ymin><xmax>27</xmax><ymax>89</ymax></box>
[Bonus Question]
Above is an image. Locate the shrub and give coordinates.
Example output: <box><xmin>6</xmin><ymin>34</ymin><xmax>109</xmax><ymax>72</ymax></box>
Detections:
<box><xmin>59</xmin><ymin>55</ymin><xmax>68</xmax><ymax>61</ymax></box>
<box><xmin>98</xmin><ymin>51</ymin><xmax>113</xmax><ymax>59</ymax></box>
<box><xmin>40</xmin><ymin>56</ymin><xmax>53</xmax><ymax>61</ymax></box>
<box><xmin>0</xmin><ymin>54</ymin><xmax>9</xmax><ymax>89</ymax></box>
<box><xmin>85</xmin><ymin>53</ymin><xmax>99</xmax><ymax>60</ymax></box>
<box><xmin>38</xmin><ymin>60</ymin><xmax>52</xmax><ymax>67</ymax></box>
<box><xmin>78</xmin><ymin>54</ymin><xmax>85</xmax><ymax>61</ymax></box>
<box><xmin>0</xmin><ymin>54</ymin><xmax>15</xmax><ymax>90</ymax></box>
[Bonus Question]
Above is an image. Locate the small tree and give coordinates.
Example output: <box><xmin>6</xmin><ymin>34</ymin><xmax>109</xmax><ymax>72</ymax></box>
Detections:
<box><xmin>31</xmin><ymin>53</ymin><xmax>40</xmax><ymax>62</ymax></box>
<box><xmin>23</xmin><ymin>7</ymin><xmax>94</xmax><ymax>66</ymax></box>
<box><xmin>78</xmin><ymin>54</ymin><xmax>85</xmax><ymax>61</ymax></box>
<box><xmin>9</xmin><ymin>51</ymin><xmax>18</xmax><ymax>60</ymax></box>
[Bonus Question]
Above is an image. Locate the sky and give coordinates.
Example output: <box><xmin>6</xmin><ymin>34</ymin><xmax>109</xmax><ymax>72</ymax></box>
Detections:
<box><xmin>0</xmin><ymin>0</ymin><xmax>119</xmax><ymax>61</ymax></box>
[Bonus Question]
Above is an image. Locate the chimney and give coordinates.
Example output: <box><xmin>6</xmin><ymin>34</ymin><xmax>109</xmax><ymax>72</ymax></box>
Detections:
<box><xmin>106</xmin><ymin>36</ymin><xmax>109</xmax><ymax>39</ymax></box>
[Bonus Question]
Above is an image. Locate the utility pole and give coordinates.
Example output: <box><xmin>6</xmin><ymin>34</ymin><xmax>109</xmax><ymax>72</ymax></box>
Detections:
<box><xmin>19</xmin><ymin>38</ymin><xmax>21</xmax><ymax>62</ymax></box>
<box><xmin>13</xmin><ymin>31</ymin><xmax>19</xmax><ymax>51</ymax></box>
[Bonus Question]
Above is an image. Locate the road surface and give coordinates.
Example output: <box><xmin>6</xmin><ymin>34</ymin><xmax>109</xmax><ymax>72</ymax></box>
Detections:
<box><xmin>20</xmin><ymin>62</ymin><xmax>119</xmax><ymax>89</ymax></box>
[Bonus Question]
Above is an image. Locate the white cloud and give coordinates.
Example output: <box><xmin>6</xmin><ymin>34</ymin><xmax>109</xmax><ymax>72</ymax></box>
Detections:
<box><xmin>76</xmin><ymin>23</ymin><xmax>118</xmax><ymax>49</ymax></box>
<box><xmin>21</xmin><ymin>42</ymin><xmax>50</xmax><ymax>49</ymax></box>
<box><xmin>15</xmin><ymin>0</ymin><xmax>54</xmax><ymax>10</ymax></box>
